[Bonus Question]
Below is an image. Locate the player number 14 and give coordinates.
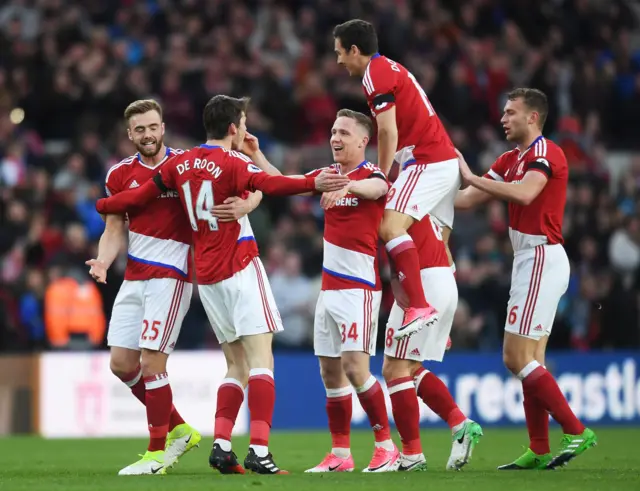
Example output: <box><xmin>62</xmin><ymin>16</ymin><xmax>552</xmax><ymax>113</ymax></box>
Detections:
<box><xmin>181</xmin><ymin>180</ymin><xmax>218</xmax><ymax>231</ymax></box>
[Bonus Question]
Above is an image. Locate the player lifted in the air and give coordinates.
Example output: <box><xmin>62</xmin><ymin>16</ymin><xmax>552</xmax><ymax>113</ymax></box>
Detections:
<box><xmin>96</xmin><ymin>95</ymin><xmax>349</xmax><ymax>475</ymax></box>
<box><xmin>383</xmin><ymin>214</ymin><xmax>482</xmax><ymax>471</ymax></box>
<box><xmin>456</xmin><ymin>88</ymin><xmax>597</xmax><ymax>469</ymax></box>
<box><xmin>251</xmin><ymin>109</ymin><xmax>398</xmax><ymax>472</ymax></box>
<box><xmin>333</xmin><ymin>19</ymin><xmax>460</xmax><ymax>340</ymax></box>
<box><xmin>86</xmin><ymin>100</ymin><xmax>210</xmax><ymax>475</ymax></box>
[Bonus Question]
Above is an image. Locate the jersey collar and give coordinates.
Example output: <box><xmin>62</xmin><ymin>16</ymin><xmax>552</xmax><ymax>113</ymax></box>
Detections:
<box><xmin>518</xmin><ymin>135</ymin><xmax>544</xmax><ymax>161</ymax></box>
<box><xmin>338</xmin><ymin>160</ymin><xmax>368</xmax><ymax>176</ymax></box>
<box><xmin>200</xmin><ymin>144</ymin><xmax>222</xmax><ymax>149</ymax></box>
<box><xmin>136</xmin><ymin>146</ymin><xmax>171</xmax><ymax>170</ymax></box>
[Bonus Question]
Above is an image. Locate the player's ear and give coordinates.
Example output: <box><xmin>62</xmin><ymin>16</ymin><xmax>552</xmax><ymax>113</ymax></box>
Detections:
<box><xmin>529</xmin><ymin>111</ymin><xmax>539</xmax><ymax>126</ymax></box>
<box><xmin>362</xmin><ymin>136</ymin><xmax>369</xmax><ymax>147</ymax></box>
<box><xmin>161</xmin><ymin>122</ymin><xmax>165</xmax><ymax>136</ymax></box>
<box><xmin>127</xmin><ymin>129</ymin><xmax>132</xmax><ymax>141</ymax></box>
<box><xmin>229</xmin><ymin>123</ymin><xmax>238</xmax><ymax>136</ymax></box>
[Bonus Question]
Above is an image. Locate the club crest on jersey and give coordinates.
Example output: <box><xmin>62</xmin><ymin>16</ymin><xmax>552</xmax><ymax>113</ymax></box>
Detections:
<box><xmin>516</xmin><ymin>162</ymin><xmax>525</xmax><ymax>176</ymax></box>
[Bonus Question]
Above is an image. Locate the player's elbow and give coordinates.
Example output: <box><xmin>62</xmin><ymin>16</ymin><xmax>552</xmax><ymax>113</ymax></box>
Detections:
<box><xmin>517</xmin><ymin>189</ymin><xmax>538</xmax><ymax>206</ymax></box>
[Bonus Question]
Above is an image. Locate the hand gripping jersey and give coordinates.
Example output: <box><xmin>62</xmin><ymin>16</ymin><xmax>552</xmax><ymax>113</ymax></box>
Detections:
<box><xmin>307</xmin><ymin>161</ymin><xmax>388</xmax><ymax>290</ymax></box>
<box><xmin>104</xmin><ymin>147</ymin><xmax>192</xmax><ymax>281</ymax></box>
<box><xmin>362</xmin><ymin>53</ymin><xmax>456</xmax><ymax>168</ymax></box>
<box><xmin>484</xmin><ymin>136</ymin><xmax>568</xmax><ymax>252</ymax></box>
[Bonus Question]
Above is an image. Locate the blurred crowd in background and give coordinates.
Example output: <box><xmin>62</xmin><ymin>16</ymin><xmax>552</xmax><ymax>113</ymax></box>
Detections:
<box><xmin>1</xmin><ymin>0</ymin><xmax>640</xmax><ymax>353</ymax></box>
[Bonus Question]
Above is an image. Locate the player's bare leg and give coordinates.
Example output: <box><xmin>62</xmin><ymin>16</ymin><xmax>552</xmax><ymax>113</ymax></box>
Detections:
<box><xmin>210</xmin><ymin>341</ymin><xmax>249</xmax><ymax>474</ymax></box>
<box><xmin>240</xmin><ymin>332</ymin><xmax>287</xmax><ymax>474</ymax></box>
<box><xmin>381</xmin><ymin>357</ymin><xmax>426</xmax><ymax>471</ymax></box>
<box><xmin>341</xmin><ymin>351</ymin><xmax>398</xmax><ymax>473</ymax></box>
<box><xmin>305</xmin><ymin>357</ymin><xmax>355</xmax><ymax>473</ymax></box>
<box><xmin>500</xmin><ymin>333</ymin><xmax>596</xmax><ymax>470</ymax></box>
<box><xmin>411</xmin><ymin>364</ymin><xmax>482</xmax><ymax>469</ymax></box>
<box><xmin>441</xmin><ymin>226</ymin><xmax>454</xmax><ymax>350</ymax></box>
<box><xmin>380</xmin><ymin>210</ymin><xmax>439</xmax><ymax>339</ymax></box>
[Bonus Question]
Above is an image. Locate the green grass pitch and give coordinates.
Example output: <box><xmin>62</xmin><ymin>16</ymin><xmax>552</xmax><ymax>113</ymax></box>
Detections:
<box><xmin>0</xmin><ymin>428</ymin><xmax>637</xmax><ymax>491</ymax></box>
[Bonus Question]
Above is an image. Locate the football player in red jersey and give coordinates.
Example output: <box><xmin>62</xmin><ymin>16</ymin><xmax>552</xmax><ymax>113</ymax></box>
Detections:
<box><xmin>96</xmin><ymin>95</ymin><xmax>349</xmax><ymax>475</ymax></box>
<box><xmin>456</xmin><ymin>88</ymin><xmax>596</xmax><ymax>470</ymax></box>
<box><xmin>87</xmin><ymin>100</ymin><xmax>219</xmax><ymax>475</ymax></box>
<box><xmin>333</xmin><ymin>19</ymin><xmax>460</xmax><ymax>341</ymax></box>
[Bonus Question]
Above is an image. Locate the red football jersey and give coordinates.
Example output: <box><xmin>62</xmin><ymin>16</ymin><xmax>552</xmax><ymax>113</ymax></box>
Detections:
<box><xmin>408</xmin><ymin>215</ymin><xmax>450</xmax><ymax>269</ymax></box>
<box><xmin>307</xmin><ymin>161</ymin><xmax>388</xmax><ymax>291</ymax></box>
<box><xmin>105</xmin><ymin>147</ymin><xmax>192</xmax><ymax>282</ymax></box>
<box><xmin>156</xmin><ymin>144</ymin><xmax>316</xmax><ymax>284</ymax></box>
<box><xmin>362</xmin><ymin>54</ymin><xmax>456</xmax><ymax>168</ymax></box>
<box><xmin>485</xmin><ymin>136</ymin><xmax>568</xmax><ymax>251</ymax></box>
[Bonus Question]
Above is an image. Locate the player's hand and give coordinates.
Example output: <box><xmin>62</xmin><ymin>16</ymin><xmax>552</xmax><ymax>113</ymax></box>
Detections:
<box><xmin>211</xmin><ymin>196</ymin><xmax>252</xmax><ymax>222</ymax></box>
<box><xmin>320</xmin><ymin>184</ymin><xmax>351</xmax><ymax>210</ymax></box>
<box><xmin>85</xmin><ymin>258</ymin><xmax>108</xmax><ymax>284</ymax></box>
<box><xmin>314</xmin><ymin>170</ymin><xmax>350</xmax><ymax>193</ymax></box>
<box><xmin>390</xmin><ymin>276</ymin><xmax>409</xmax><ymax>310</ymax></box>
<box><xmin>455</xmin><ymin>148</ymin><xmax>475</xmax><ymax>185</ymax></box>
<box><xmin>240</xmin><ymin>131</ymin><xmax>260</xmax><ymax>157</ymax></box>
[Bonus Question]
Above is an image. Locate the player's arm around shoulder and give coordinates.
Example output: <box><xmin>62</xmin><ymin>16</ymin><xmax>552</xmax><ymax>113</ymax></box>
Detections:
<box><xmin>374</xmin><ymin>108</ymin><xmax>398</xmax><ymax>175</ymax></box>
<box><xmin>349</xmin><ymin>168</ymin><xmax>389</xmax><ymax>200</ymax></box>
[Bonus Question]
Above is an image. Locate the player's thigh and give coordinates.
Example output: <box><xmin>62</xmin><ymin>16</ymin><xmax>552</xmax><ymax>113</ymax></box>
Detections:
<box><xmin>199</xmin><ymin>283</ymin><xmax>236</xmax><ymax>344</ymax></box>
<box><xmin>140</xmin><ymin>278</ymin><xmax>193</xmax><ymax>354</ymax></box>
<box><xmin>430</xmin><ymin>167</ymin><xmax>461</xmax><ymax>230</ymax></box>
<box><xmin>505</xmin><ymin>245</ymin><xmax>569</xmax><ymax>340</ymax></box>
<box><xmin>323</xmin><ymin>289</ymin><xmax>381</xmax><ymax>356</ymax></box>
<box><xmin>313</xmin><ymin>291</ymin><xmax>342</xmax><ymax>358</ymax></box>
<box><xmin>385</xmin><ymin>159</ymin><xmax>459</xmax><ymax>222</ymax></box>
<box><xmin>232</xmin><ymin>258</ymin><xmax>284</xmax><ymax>338</ymax></box>
<box><xmin>108</xmin><ymin>280</ymin><xmax>145</xmax><ymax>351</ymax></box>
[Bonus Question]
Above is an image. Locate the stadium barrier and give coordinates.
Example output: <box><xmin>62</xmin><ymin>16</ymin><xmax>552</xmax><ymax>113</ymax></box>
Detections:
<box><xmin>36</xmin><ymin>351</ymin><xmax>640</xmax><ymax>438</ymax></box>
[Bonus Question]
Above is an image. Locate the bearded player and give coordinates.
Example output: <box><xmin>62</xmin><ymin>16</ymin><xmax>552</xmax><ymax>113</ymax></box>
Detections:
<box><xmin>455</xmin><ymin>88</ymin><xmax>597</xmax><ymax>470</ymax></box>
<box><xmin>333</xmin><ymin>19</ymin><xmax>460</xmax><ymax>340</ymax></box>
<box><xmin>86</xmin><ymin>100</ymin><xmax>232</xmax><ymax>475</ymax></box>
<box><xmin>95</xmin><ymin>95</ymin><xmax>350</xmax><ymax>474</ymax></box>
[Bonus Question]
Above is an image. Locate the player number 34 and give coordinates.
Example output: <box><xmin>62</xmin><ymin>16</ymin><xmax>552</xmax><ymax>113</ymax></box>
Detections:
<box><xmin>181</xmin><ymin>180</ymin><xmax>218</xmax><ymax>231</ymax></box>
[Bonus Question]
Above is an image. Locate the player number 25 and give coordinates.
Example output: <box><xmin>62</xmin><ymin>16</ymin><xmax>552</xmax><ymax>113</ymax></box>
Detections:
<box><xmin>141</xmin><ymin>320</ymin><xmax>160</xmax><ymax>341</ymax></box>
<box><xmin>181</xmin><ymin>180</ymin><xmax>218</xmax><ymax>231</ymax></box>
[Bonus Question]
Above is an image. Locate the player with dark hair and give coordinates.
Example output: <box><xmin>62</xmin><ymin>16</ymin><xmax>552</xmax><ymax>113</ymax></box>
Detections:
<box><xmin>456</xmin><ymin>88</ymin><xmax>597</xmax><ymax>470</ymax></box>
<box><xmin>95</xmin><ymin>95</ymin><xmax>349</xmax><ymax>475</ymax></box>
<box><xmin>333</xmin><ymin>19</ymin><xmax>460</xmax><ymax>342</ymax></box>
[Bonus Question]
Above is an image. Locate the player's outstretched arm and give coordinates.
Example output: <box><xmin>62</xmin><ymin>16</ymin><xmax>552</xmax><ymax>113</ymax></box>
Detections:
<box><xmin>95</xmin><ymin>178</ymin><xmax>162</xmax><ymax>215</ymax></box>
<box><xmin>454</xmin><ymin>187</ymin><xmax>492</xmax><ymax>210</ymax></box>
<box><xmin>247</xmin><ymin>170</ymin><xmax>349</xmax><ymax>196</ymax></box>
<box><xmin>465</xmin><ymin>171</ymin><xmax>547</xmax><ymax>206</ymax></box>
<box><xmin>85</xmin><ymin>214</ymin><xmax>126</xmax><ymax>284</ymax></box>
<box><xmin>348</xmin><ymin>177</ymin><xmax>388</xmax><ymax>200</ymax></box>
<box><xmin>375</xmin><ymin>108</ymin><xmax>399</xmax><ymax>175</ymax></box>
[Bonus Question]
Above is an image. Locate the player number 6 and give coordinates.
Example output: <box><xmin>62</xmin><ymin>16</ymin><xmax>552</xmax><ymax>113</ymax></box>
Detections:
<box><xmin>508</xmin><ymin>306</ymin><xmax>518</xmax><ymax>325</ymax></box>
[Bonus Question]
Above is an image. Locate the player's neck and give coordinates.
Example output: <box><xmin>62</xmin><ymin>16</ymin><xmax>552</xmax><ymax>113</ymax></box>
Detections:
<box><xmin>140</xmin><ymin>144</ymin><xmax>168</xmax><ymax>168</ymax></box>
<box><xmin>205</xmin><ymin>137</ymin><xmax>233</xmax><ymax>150</ymax></box>
<box><xmin>517</xmin><ymin>132</ymin><xmax>543</xmax><ymax>152</ymax></box>
<box><xmin>339</xmin><ymin>159</ymin><xmax>362</xmax><ymax>174</ymax></box>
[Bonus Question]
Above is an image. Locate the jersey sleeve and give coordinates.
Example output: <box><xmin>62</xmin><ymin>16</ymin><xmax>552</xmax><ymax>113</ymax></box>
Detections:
<box><xmin>525</xmin><ymin>157</ymin><xmax>552</xmax><ymax>179</ymax></box>
<box><xmin>364</xmin><ymin>60</ymin><xmax>398</xmax><ymax>115</ymax></box>
<box><xmin>104</xmin><ymin>165</ymin><xmax>123</xmax><ymax>196</ymax></box>
<box><xmin>484</xmin><ymin>153</ymin><xmax>509</xmax><ymax>182</ymax></box>
<box><xmin>156</xmin><ymin>159</ymin><xmax>178</xmax><ymax>191</ymax></box>
<box><xmin>364</xmin><ymin>164</ymin><xmax>389</xmax><ymax>185</ymax></box>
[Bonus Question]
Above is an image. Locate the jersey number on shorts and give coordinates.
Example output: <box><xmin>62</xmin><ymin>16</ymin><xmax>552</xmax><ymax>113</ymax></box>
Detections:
<box><xmin>341</xmin><ymin>323</ymin><xmax>358</xmax><ymax>343</ymax></box>
<box><xmin>181</xmin><ymin>180</ymin><xmax>218</xmax><ymax>231</ymax></box>
<box><xmin>141</xmin><ymin>320</ymin><xmax>161</xmax><ymax>341</ymax></box>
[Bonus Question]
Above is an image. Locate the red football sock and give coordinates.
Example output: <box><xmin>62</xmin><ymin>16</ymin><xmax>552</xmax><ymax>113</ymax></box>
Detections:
<box><xmin>415</xmin><ymin>367</ymin><xmax>466</xmax><ymax>429</ymax></box>
<box><xmin>214</xmin><ymin>378</ymin><xmax>245</xmax><ymax>442</ymax></box>
<box><xmin>523</xmin><ymin>393</ymin><xmax>550</xmax><ymax>454</ymax></box>
<box><xmin>356</xmin><ymin>376</ymin><xmax>391</xmax><ymax>443</ymax></box>
<box><xmin>248</xmin><ymin>369</ymin><xmax>275</xmax><ymax>447</ymax></box>
<box><xmin>520</xmin><ymin>363</ymin><xmax>585</xmax><ymax>435</ymax></box>
<box><xmin>386</xmin><ymin>235</ymin><xmax>429</xmax><ymax>309</ymax></box>
<box><xmin>326</xmin><ymin>387</ymin><xmax>352</xmax><ymax>449</ymax></box>
<box><xmin>121</xmin><ymin>365</ymin><xmax>185</xmax><ymax>432</ymax></box>
<box><xmin>388</xmin><ymin>377</ymin><xmax>422</xmax><ymax>455</ymax></box>
<box><xmin>144</xmin><ymin>373</ymin><xmax>173</xmax><ymax>452</ymax></box>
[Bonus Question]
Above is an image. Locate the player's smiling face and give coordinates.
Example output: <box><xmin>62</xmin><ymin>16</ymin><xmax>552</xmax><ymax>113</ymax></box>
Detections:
<box><xmin>128</xmin><ymin>110</ymin><xmax>164</xmax><ymax>157</ymax></box>
<box><xmin>334</xmin><ymin>38</ymin><xmax>360</xmax><ymax>76</ymax></box>
<box><xmin>330</xmin><ymin>116</ymin><xmax>367</xmax><ymax>164</ymax></box>
<box><xmin>501</xmin><ymin>98</ymin><xmax>533</xmax><ymax>143</ymax></box>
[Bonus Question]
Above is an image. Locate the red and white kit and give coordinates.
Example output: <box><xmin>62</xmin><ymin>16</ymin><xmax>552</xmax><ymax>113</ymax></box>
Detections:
<box><xmin>105</xmin><ymin>148</ymin><xmax>193</xmax><ymax>354</ymax></box>
<box><xmin>385</xmin><ymin>215</ymin><xmax>456</xmax><ymax>361</ymax></box>
<box><xmin>362</xmin><ymin>53</ymin><xmax>459</xmax><ymax>227</ymax></box>
<box><xmin>157</xmin><ymin>144</ymin><xmax>283</xmax><ymax>344</ymax></box>
<box><xmin>485</xmin><ymin>136</ymin><xmax>570</xmax><ymax>339</ymax></box>
<box><xmin>308</xmin><ymin>162</ymin><xmax>388</xmax><ymax>356</ymax></box>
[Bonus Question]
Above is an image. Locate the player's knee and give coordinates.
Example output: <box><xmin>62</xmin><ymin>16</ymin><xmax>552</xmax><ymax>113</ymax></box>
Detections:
<box><xmin>379</xmin><ymin>221</ymin><xmax>405</xmax><ymax>244</ymax></box>
<box><xmin>226</xmin><ymin>357</ymin><xmax>250</xmax><ymax>386</ymax></box>
<box><xmin>342</xmin><ymin>359</ymin><xmax>369</xmax><ymax>388</ymax></box>
<box><xmin>140</xmin><ymin>349</ymin><xmax>168</xmax><ymax>377</ymax></box>
<box><xmin>502</xmin><ymin>348</ymin><xmax>528</xmax><ymax>375</ymax></box>
<box><xmin>319</xmin><ymin>358</ymin><xmax>344</xmax><ymax>387</ymax></box>
<box><xmin>381</xmin><ymin>357</ymin><xmax>412</xmax><ymax>382</ymax></box>
<box><xmin>109</xmin><ymin>352</ymin><xmax>139</xmax><ymax>380</ymax></box>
